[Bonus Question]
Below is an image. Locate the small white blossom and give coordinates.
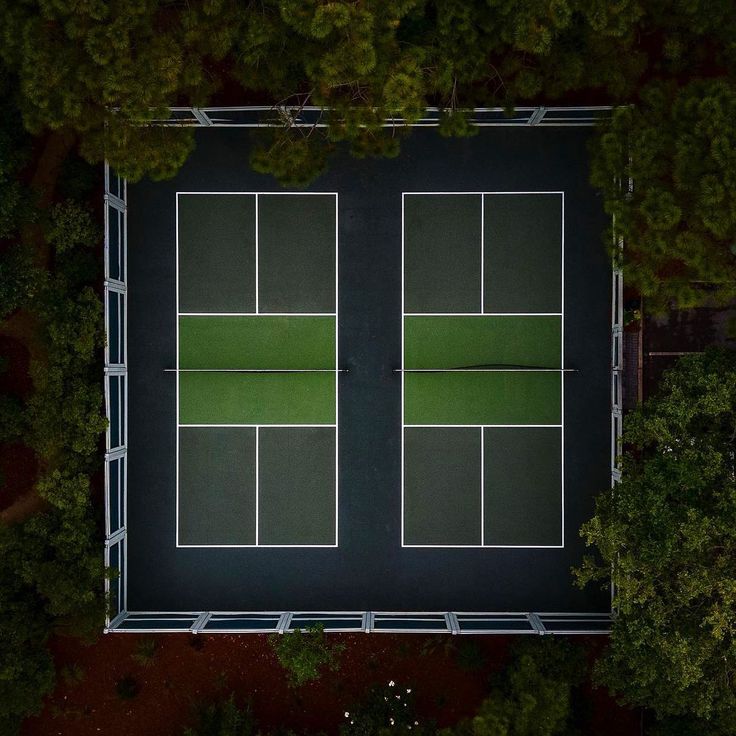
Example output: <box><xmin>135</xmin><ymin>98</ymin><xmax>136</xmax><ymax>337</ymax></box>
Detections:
<box><xmin>406</xmin><ymin>688</ymin><xmax>412</xmax><ymax>694</ymax></box>
<box><xmin>344</xmin><ymin>712</ymin><xmax>350</xmax><ymax>718</ymax></box>
<box><xmin>389</xmin><ymin>680</ymin><xmax>395</xmax><ymax>687</ymax></box>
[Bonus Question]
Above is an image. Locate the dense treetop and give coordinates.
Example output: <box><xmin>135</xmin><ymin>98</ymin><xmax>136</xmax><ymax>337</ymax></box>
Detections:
<box><xmin>576</xmin><ymin>349</ymin><xmax>736</xmax><ymax>732</ymax></box>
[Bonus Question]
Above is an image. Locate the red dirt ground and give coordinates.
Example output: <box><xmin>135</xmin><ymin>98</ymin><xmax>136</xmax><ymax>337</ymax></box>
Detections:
<box><xmin>21</xmin><ymin>633</ymin><xmax>641</xmax><ymax>736</ymax></box>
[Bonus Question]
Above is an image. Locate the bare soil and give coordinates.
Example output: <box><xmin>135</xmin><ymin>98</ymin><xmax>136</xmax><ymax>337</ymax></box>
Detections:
<box><xmin>21</xmin><ymin>632</ymin><xmax>640</xmax><ymax>736</ymax></box>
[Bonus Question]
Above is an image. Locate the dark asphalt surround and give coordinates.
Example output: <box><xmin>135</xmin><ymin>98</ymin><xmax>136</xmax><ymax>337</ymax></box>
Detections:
<box><xmin>126</xmin><ymin>126</ymin><xmax>611</xmax><ymax>613</ymax></box>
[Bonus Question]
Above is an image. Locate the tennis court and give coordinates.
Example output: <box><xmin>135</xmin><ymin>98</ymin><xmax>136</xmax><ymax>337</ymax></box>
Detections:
<box><xmin>119</xmin><ymin>124</ymin><xmax>613</xmax><ymax>621</ymax></box>
<box><xmin>401</xmin><ymin>193</ymin><xmax>564</xmax><ymax>547</ymax></box>
<box><xmin>175</xmin><ymin>193</ymin><xmax>338</xmax><ymax>547</ymax></box>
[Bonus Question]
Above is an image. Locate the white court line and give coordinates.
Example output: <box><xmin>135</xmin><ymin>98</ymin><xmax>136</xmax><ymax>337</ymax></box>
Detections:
<box><xmin>334</xmin><ymin>194</ymin><xmax>340</xmax><ymax>548</ymax></box>
<box><xmin>480</xmin><ymin>427</ymin><xmax>484</xmax><ymax>546</ymax></box>
<box><xmin>178</xmin><ymin>542</ymin><xmax>339</xmax><ymax>549</ymax></box>
<box><xmin>405</xmin><ymin>424</ymin><xmax>561</xmax><ymax>428</ymax></box>
<box><xmin>255</xmin><ymin>426</ymin><xmax>259</xmax><ymax>545</ymax></box>
<box><xmin>177</xmin><ymin>191</ymin><xmax>339</xmax><ymax>196</ymax></box>
<box><xmin>178</xmin><ymin>312</ymin><xmax>336</xmax><ymax>317</ymax></box>
<box><xmin>255</xmin><ymin>192</ymin><xmax>259</xmax><ymax>313</ymax></box>
<box><xmin>560</xmin><ymin>192</ymin><xmax>566</xmax><ymax>547</ymax></box>
<box><xmin>480</xmin><ymin>194</ymin><xmax>485</xmax><ymax>313</ymax></box>
<box><xmin>175</xmin><ymin>193</ymin><xmax>180</xmax><ymax>547</ymax></box>
<box><xmin>402</xmin><ymin>191</ymin><xmax>564</xmax><ymax>196</ymax></box>
<box><xmin>404</xmin><ymin>312</ymin><xmax>561</xmax><ymax>317</ymax></box>
<box><xmin>402</xmin><ymin>544</ymin><xmax>565</xmax><ymax>549</ymax></box>
<box><xmin>400</xmin><ymin>193</ymin><xmax>406</xmax><ymax>546</ymax></box>
<box><xmin>401</xmin><ymin>191</ymin><xmax>565</xmax><ymax>550</ymax></box>
<box><xmin>176</xmin><ymin>191</ymin><xmax>339</xmax><ymax>549</ymax></box>
<box><xmin>179</xmin><ymin>424</ymin><xmax>336</xmax><ymax>428</ymax></box>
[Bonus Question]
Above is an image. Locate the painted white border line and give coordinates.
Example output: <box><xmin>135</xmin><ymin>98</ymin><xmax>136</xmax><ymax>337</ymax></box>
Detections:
<box><xmin>405</xmin><ymin>312</ymin><xmax>561</xmax><ymax>317</ymax></box>
<box><xmin>176</xmin><ymin>191</ymin><xmax>339</xmax><ymax>549</ymax></box>
<box><xmin>560</xmin><ymin>192</ymin><xmax>565</xmax><ymax>547</ymax></box>
<box><xmin>405</xmin><ymin>424</ymin><xmax>561</xmax><ymax>428</ymax></box>
<box><xmin>400</xmin><ymin>193</ymin><xmax>406</xmax><ymax>546</ymax></box>
<box><xmin>180</xmin><ymin>423</ymin><xmax>336</xmax><ymax>428</ymax></box>
<box><xmin>402</xmin><ymin>191</ymin><xmax>564</xmax><ymax>196</ymax></box>
<box><xmin>401</xmin><ymin>191</ymin><xmax>565</xmax><ymax>550</ymax></box>
<box><xmin>176</xmin><ymin>193</ymin><xmax>180</xmax><ymax>546</ymax></box>
<box><xmin>177</xmin><ymin>191</ymin><xmax>339</xmax><ymax>196</ymax></box>
<box><xmin>402</xmin><ymin>544</ymin><xmax>565</xmax><ymax>549</ymax></box>
<box><xmin>179</xmin><ymin>312</ymin><xmax>336</xmax><ymax>317</ymax></box>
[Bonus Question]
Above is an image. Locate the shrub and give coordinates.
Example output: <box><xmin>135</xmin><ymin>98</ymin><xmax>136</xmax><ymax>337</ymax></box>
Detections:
<box><xmin>269</xmin><ymin>624</ymin><xmax>345</xmax><ymax>687</ymax></box>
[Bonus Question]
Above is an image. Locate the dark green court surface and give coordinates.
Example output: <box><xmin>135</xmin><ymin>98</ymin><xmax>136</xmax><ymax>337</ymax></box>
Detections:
<box><xmin>258</xmin><ymin>427</ymin><xmax>336</xmax><ymax>545</ymax></box>
<box><xmin>178</xmin><ymin>427</ymin><xmax>256</xmax><ymax>545</ymax></box>
<box><xmin>404</xmin><ymin>194</ymin><xmax>481</xmax><ymax>313</ymax></box>
<box><xmin>257</xmin><ymin>194</ymin><xmax>336</xmax><ymax>313</ymax></box>
<box><xmin>126</xmin><ymin>126</ymin><xmax>612</xmax><ymax>614</ymax></box>
<box><xmin>483</xmin><ymin>427</ymin><xmax>562</xmax><ymax>546</ymax></box>
<box><xmin>483</xmin><ymin>194</ymin><xmax>562</xmax><ymax>313</ymax></box>
<box><xmin>178</xmin><ymin>194</ymin><xmax>256</xmax><ymax>313</ymax></box>
<box><xmin>404</xmin><ymin>427</ymin><xmax>481</xmax><ymax>546</ymax></box>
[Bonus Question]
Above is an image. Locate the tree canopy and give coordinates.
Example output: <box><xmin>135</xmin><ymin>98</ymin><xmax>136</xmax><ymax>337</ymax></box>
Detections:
<box><xmin>0</xmin><ymin>0</ymin><xmax>735</xmax><ymax>184</ymax></box>
<box><xmin>590</xmin><ymin>79</ymin><xmax>736</xmax><ymax>311</ymax></box>
<box><xmin>575</xmin><ymin>349</ymin><xmax>736</xmax><ymax>729</ymax></box>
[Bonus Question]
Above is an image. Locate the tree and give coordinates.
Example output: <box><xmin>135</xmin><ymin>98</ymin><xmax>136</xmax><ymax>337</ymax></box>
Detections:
<box><xmin>268</xmin><ymin>624</ymin><xmax>345</xmax><ymax>687</ymax></box>
<box><xmin>575</xmin><ymin>349</ymin><xmax>736</xmax><ymax>726</ymax></box>
<box><xmin>441</xmin><ymin>638</ymin><xmax>586</xmax><ymax>736</ymax></box>
<box><xmin>0</xmin><ymin>525</ymin><xmax>55</xmax><ymax>736</ymax></box>
<box><xmin>590</xmin><ymin>79</ymin><xmax>736</xmax><ymax>311</ymax></box>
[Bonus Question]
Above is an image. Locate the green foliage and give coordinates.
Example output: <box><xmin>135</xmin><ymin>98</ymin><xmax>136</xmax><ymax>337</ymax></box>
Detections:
<box><xmin>184</xmin><ymin>695</ymin><xmax>255</xmax><ymax>736</ymax></box>
<box><xmin>455</xmin><ymin>639</ymin><xmax>486</xmax><ymax>673</ymax></box>
<box><xmin>575</xmin><ymin>349</ymin><xmax>736</xmax><ymax>724</ymax></box>
<box><xmin>0</xmin><ymin>524</ymin><xmax>55</xmax><ymax>736</ymax></box>
<box><xmin>81</xmin><ymin>121</ymin><xmax>197</xmax><ymax>183</ymax></box>
<box><xmin>342</xmin><ymin>680</ymin><xmax>431</xmax><ymax>736</ymax></box>
<box><xmin>442</xmin><ymin>638</ymin><xmax>586</xmax><ymax>736</ymax></box>
<box><xmin>0</xmin><ymin>102</ymin><xmax>33</xmax><ymax>239</ymax></box>
<box><xmin>59</xmin><ymin>662</ymin><xmax>85</xmax><ymax>687</ymax></box>
<box><xmin>250</xmin><ymin>130</ymin><xmax>331</xmax><ymax>189</ymax></box>
<box><xmin>131</xmin><ymin>637</ymin><xmax>158</xmax><ymax>667</ymax></box>
<box><xmin>590</xmin><ymin>79</ymin><xmax>736</xmax><ymax>311</ymax></box>
<box><xmin>0</xmin><ymin>243</ymin><xmax>42</xmax><ymax>320</ymax></box>
<box><xmin>0</xmin><ymin>393</ymin><xmax>27</xmax><ymax>443</ymax></box>
<box><xmin>46</xmin><ymin>201</ymin><xmax>98</xmax><ymax>254</ymax></box>
<box><xmin>269</xmin><ymin>624</ymin><xmax>345</xmax><ymax>687</ymax></box>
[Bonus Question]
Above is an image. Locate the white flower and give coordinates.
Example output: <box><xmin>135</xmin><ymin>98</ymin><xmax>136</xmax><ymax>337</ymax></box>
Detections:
<box><xmin>344</xmin><ymin>712</ymin><xmax>350</xmax><ymax>718</ymax></box>
<box><xmin>389</xmin><ymin>718</ymin><xmax>395</xmax><ymax>726</ymax></box>
<box><xmin>389</xmin><ymin>680</ymin><xmax>395</xmax><ymax>687</ymax></box>
<box><xmin>406</xmin><ymin>688</ymin><xmax>412</xmax><ymax>694</ymax></box>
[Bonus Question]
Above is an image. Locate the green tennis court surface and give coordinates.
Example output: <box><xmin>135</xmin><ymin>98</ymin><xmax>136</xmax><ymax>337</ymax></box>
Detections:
<box><xmin>176</xmin><ymin>193</ymin><xmax>337</xmax><ymax>547</ymax></box>
<box><xmin>402</xmin><ymin>192</ymin><xmax>564</xmax><ymax>547</ymax></box>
